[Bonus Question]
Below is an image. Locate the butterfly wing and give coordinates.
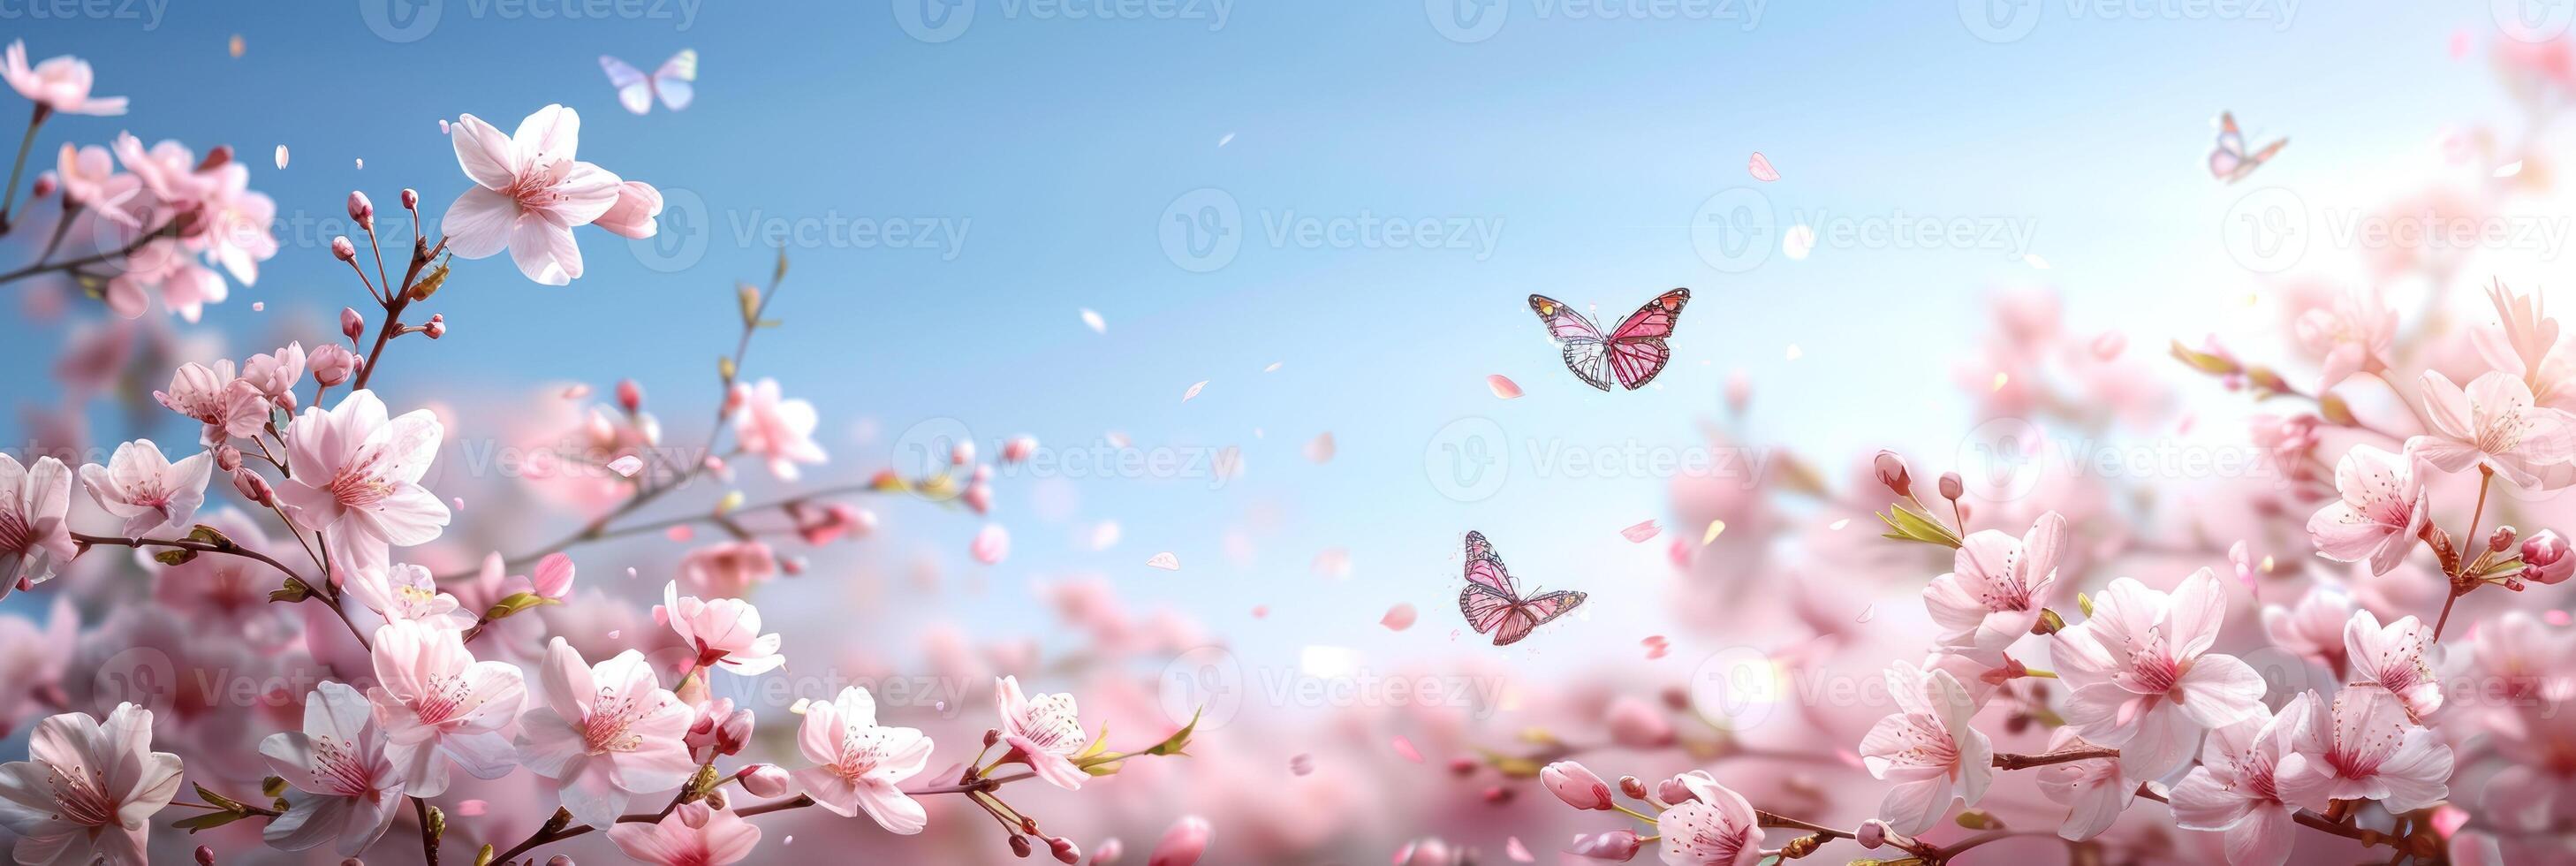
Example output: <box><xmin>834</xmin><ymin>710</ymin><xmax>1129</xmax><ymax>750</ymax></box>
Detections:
<box><xmin>1462</xmin><ymin>530</ymin><xmax>1517</xmax><ymax>595</ymax></box>
<box><xmin>654</xmin><ymin>49</ymin><xmax>697</xmax><ymax>111</ymax></box>
<box><xmin>1459</xmin><ymin>584</ymin><xmax>1519</xmax><ymax>635</ymax></box>
<box><xmin>2209</xmin><ymin>111</ymin><xmax>2252</xmax><ymax>181</ymax></box>
<box><xmin>1491</xmin><ymin>590</ymin><xmax>1587</xmax><ymax>646</ymax></box>
<box><xmin>602</xmin><ymin>56</ymin><xmax>653</xmax><ymax>115</ymax></box>
<box><xmin>1604</xmin><ymin>289</ymin><xmax>1689</xmax><ymax>390</ymax></box>
<box><xmin>1530</xmin><ymin>294</ymin><xmax>1612</xmax><ymax>391</ymax></box>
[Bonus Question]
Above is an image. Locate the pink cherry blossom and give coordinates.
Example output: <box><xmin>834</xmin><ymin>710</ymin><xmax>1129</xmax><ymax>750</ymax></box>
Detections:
<box><xmin>0</xmin><ymin>703</ymin><xmax>181</xmax><ymax>866</ymax></box>
<box><xmin>2260</xmin><ymin>585</ymin><xmax>2354</xmax><ymax>678</ymax></box>
<box><xmin>2291</xmin><ymin>290</ymin><xmax>2392</xmax><ymax>393</ymax></box>
<box><xmin>608</xmin><ymin>801</ymin><xmax>762</xmax><ymax>865</ymax></box>
<box><xmin>2034</xmin><ymin>728</ymin><xmax>2128</xmax><ymax>841</ymax></box>
<box><xmin>1540</xmin><ymin>760</ymin><xmax>1614</xmax><ymax>810</ymax></box>
<box><xmin>2409</xmin><ymin>370</ymin><xmax>2576</xmax><ymax>488</ymax></box>
<box><xmin>2476</xmin><ymin>280</ymin><xmax>2576</xmax><ymax>408</ymax></box>
<box><xmin>443</xmin><ymin>104</ymin><xmax>629</xmax><ymax>285</ymax></box>
<box><xmin>344</xmin><ymin>562</ymin><xmax>470</xmax><ymax>628</ymax></box>
<box><xmin>2344</xmin><ymin>609</ymin><xmax>2441</xmax><ymax>721</ymax></box>
<box><xmin>0</xmin><ymin>454</ymin><xmax>74</xmax><ymax>597</ymax></box>
<box><xmin>729</xmin><ymin>378</ymin><xmax>825</xmax><ymax>481</ymax></box>
<box><xmin>1858</xmin><ymin>661</ymin><xmax>1993</xmax><ymax>834</ymax></box>
<box><xmin>2168</xmin><ymin>692</ymin><xmax>2308</xmax><ymax>866</ymax></box>
<box><xmin>0</xmin><ymin>598</ymin><xmax>76</xmax><ymax>735</ymax></box>
<box><xmin>655</xmin><ymin>581</ymin><xmax>785</xmax><ymax>676</ymax></box>
<box><xmin>2049</xmin><ymin>569</ymin><xmax>2268</xmax><ymax>779</ymax></box>
<box><xmin>151</xmin><ymin>361</ymin><xmax>266</xmax><ymax>443</ymax></box>
<box><xmin>996</xmin><ymin>675</ymin><xmax>1089</xmax><ymax>790</ymax></box>
<box><xmin>77</xmin><ymin>439</ymin><xmax>211</xmax><ymax>536</ymax></box>
<box><xmin>1653</xmin><ymin>770</ymin><xmax>1765</xmax><ymax>865</ymax></box>
<box><xmin>2274</xmin><ymin>686</ymin><xmax>2453</xmax><ymax>813</ymax></box>
<box><xmin>2304</xmin><ymin>444</ymin><xmax>2430</xmax><ymax>575</ymax></box>
<box><xmin>366</xmin><ymin>619</ymin><xmax>526</xmax><ymax>797</ymax></box>
<box><xmin>591</xmin><ymin>180</ymin><xmax>664</xmax><ymax>239</ymax></box>
<box><xmin>792</xmin><ymin>687</ymin><xmax>933</xmax><ymax>833</ymax></box>
<box><xmin>677</xmin><ymin>540</ymin><xmax>778</xmax><ymax>598</ymax></box>
<box><xmin>239</xmin><ymin>341</ymin><xmax>306</xmax><ymax>406</ymax></box>
<box><xmin>1</xmin><ymin>42</ymin><xmax>125</xmax><ymax>116</ymax></box>
<box><xmin>514</xmin><ymin>637</ymin><xmax>696</xmax><ymax>829</ymax></box>
<box><xmin>51</xmin><ymin>142</ymin><xmax>126</xmax><ymax>209</ymax></box>
<box><xmin>259</xmin><ymin>681</ymin><xmax>405</xmax><ymax>856</ymax></box>
<box><xmin>276</xmin><ymin>390</ymin><xmax>451</xmax><ymax>573</ymax></box>
<box><xmin>1922</xmin><ymin>511</ymin><xmax>2065</xmax><ymax>650</ymax></box>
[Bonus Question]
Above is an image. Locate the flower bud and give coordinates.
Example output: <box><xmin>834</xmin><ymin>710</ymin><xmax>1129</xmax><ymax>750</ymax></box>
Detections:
<box><xmin>1004</xmin><ymin>435</ymin><xmax>1037</xmax><ymax>463</ymax></box>
<box><xmin>2524</xmin><ymin>529</ymin><xmax>2572</xmax><ymax>585</ymax></box>
<box><xmin>548</xmin><ymin>857</ymin><xmax>573</xmax><ymax>866</ymax></box>
<box><xmin>330</xmin><ymin>235</ymin><xmax>355</xmax><ymax>262</ymax></box>
<box><xmin>231</xmin><ymin>467</ymin><xmax>274</xmax><ymax>506</ymax></box>
<box><xmin>347</xmin><ymin>191</ymin><xmax>375</xmax><ymax>231</ymax></box>
<box><xmin>215</xmin><ymin>444</ymin><xmax>242</xmax><ymax>472</ymax></box>
<box><xmin>1568</xmin><ymin>829</ymin><xmax>1640</xmax><ymax>862</ymax></box>
<box><xmin>193</xmin><ymin>846</ymin><xmax>215</xmax><ymax>866</ymax></box>
<box><xmin>1010</xmin><ymin>835</ymin><xmax>1034</xmax><ymax>858</ymax></box>
<box><xmin>1872</xmin><ymin>450</ymin><xmax>1912</xmax><ymax>498</ymax></box>
<box><xmin>2491</xmin><ymin>525</ymin><xmax>2519</xmax><ymax>554</ymax></box>
<box><xmin>963</xmin><ymin>482</ymin><xmax>993</xmax><ymax>515</ymax></box>
<box><xmin>309</xmin><ymin>344</ymin><xmax>359</xmax><ymax>386</ymax></box>
<box><xmin>1047</xmin><ymin>836</ymin><xmax>1080</xmax><ymax>864</ymax></box>
<box><xmin>423</xmin><ymin>314</ymin><xmax>446</xmax><ymax>339</ymax></box>
<box><xmin>739</xmin><ymin>763</ymin><xmax>791</xmax><ymax>798</ymax></box>
<box><xmin>198</xmin><ymin>145</ymin><xmax>231</xmax><ymax>171</ymax></box>
<box><xmin>1540</xmin><ymin>761</ymin><xmax>1615</xmax><ymax>810</ymax></box>
<box><xmin>340</xmin><ymin>308</ymin><xmax>365</xmax><ymax>341</ymax></box>
<box><xmin>1481</xmin><ymin>784</ymin><xmax>1513</xmax><ymax>804</ymax></box>
<box><xmin>617</xmin><ymin>378</ymin><xmax>644</xmax><ymax>413</ymax></box>
<box><xmin>1618</xmin><ymin>775</ymin><xmax>1648</xmax><ymax>801</ymax></box>
<box><xmin>400</xmin><ymin>187</ymin><xmax>420</xmax><ymax>210</ymax></box>
<box><xmin>951</xmin><ymin>440</ymin><xmax>975</xmax><ymax>466</ymax></box>
<box><xmin>1938</xmin><ymin>471</ymin><xmax>1965</xmax><ymax>501</ymax></box>
<box><xmin>1857</xmin><ymin>819</ymin><xmax>1890</xmax><ymax>848</ymax></box>
<box><xmin>30</xmin><ymin>172</ymin><xmax>56</xmax><ymax>199</ymax></box>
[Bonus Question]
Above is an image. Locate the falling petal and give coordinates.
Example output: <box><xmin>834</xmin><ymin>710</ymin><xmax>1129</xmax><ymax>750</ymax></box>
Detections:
<box><xmin>2090</xmin><ymin>330</ymin><xmax>2127</xmax><ymax>360</ymax></box>
<box><xmin>252</xmin><ymin>301</ymin><xmax>265</xmax><ymax>312</ymax></box>
<box><xmin>228</xmin><ymin>34</ymin><xmax>245</xmax><ymax>57</ymax></box>
<box><xmin>625</xmin><ymin>566</ymin><xmax>638</xmax><ymax>580</ymax></box>
<box><xmin>2023</xmin><ymin>253</ymin><xmax>2050</xmax><ymax>270</ymax></box>
<box><xmin>1667</xmin><ymin>538</ymin><xmax>1693</xmax><ymax>569</ymax></box>
<box><xmin>355</xmin><ymin>157</ymin><xmax>364</xmax><ymax>169</ymax></box>
<box><xmin>1621</xmin><ymin>520</ymin><xmax>1660</xmax><ymax>543</ymax></box>
<box><xmin>1506</xmin><ymin>837</ymin><xmax>1534</xmax><ymax>862</ymax></box>
<box><xmin>1701</xmin><ymin>519</ymin><xmax>1726</xmax><ymax>545</ymax></box>
<box><xmin>1486</xmin><ymin>374</ymin><xmax>1523</xmax><ymax>399</ymax></box>
<box><xmin>1855</xmin><ymin>604</ymin><xmax>1875</xmax><ymax>623</ymax></box>
<box><xmin>1390</xmin><ymin>735</ymin><xmax>1423</xmax><ymax>763</ymax></box>
<box><xmin>1106</xmin><ymin>430</ymin><xmax>1131</xmax><ymax>448</ymax></box>
<box><xmin>1091</xmin><ymin>520</ymin><xmax>1122</xmax><ymax>551</ymax></box>
<box><xmin>2450</xmin><ymin>28</ymin><xmax>2471</xmax><ymax>59</ymax></box>
<box><xmin>451</xmin><ymin>497</ymin><xmax>465</xmax><ymax>511</ymax></box>
<box><xmin>1381</xmin><ymin>603</ymin><xmax>1417</xmax><ymax>631</ymax></box>
<box><xmin>1746</xmin><ymin>151</ymin><xmax>1780</xmax><ymax>182</ymax></box>
<box><xmin>1305</xmin><ymin>432</ymin><xmax>1336</xmax><ymax>463</ymax></box>
<box><xmin>1289</xmin><ymin>753</ymin><xmax>1315</xmax><ymax>776</ymax></box>
<box><xmin>1782</xmin><ymin>224</ymin><xmax>1815</xmax><ymax>260</ymax></box>
<box><xmin>454</xmin><ymin>800</ymin><xmax>487</xmax><ymax>817</ymax></box>
<box><xmin>2550</xmin><ymin>610</ymin><xmax>2573</xmax><ymax>627</ymax></box>
<box><xmin>972</xmin><ymin>525</ymin><xmax>1010</xmax><ymax>565</ymax></box>
<box><xmin>2496</xmin><ymin>160</ymin><xmax>2525</xmax><ymax>178</ymax></box>
<box><xmin>273</xmin><ymin>145</ymin><xmax>288</xmax><ymax>169</ymax></box>
<box><xmin>1991</xmin><ymin>372</ymin><xmax>2010</xmax><ymax>391</ymax></box>
<box><xmin>607</xmin><ymin>455</ymin><xmax>644</xmax><ymax>477</ymax></box>
<box><xmin>606</xmin><ymin>629</ymin><xmax>620</xmax><ymax>639</ymax></box>
<box><xmin>1251</xmin><ymin>605</ymin><xmax>1268</xmax><ymax>619</ymax></box>
<box><xmin>562</xmin><ymin>384</ymin><xmax>591</xmax><ymax>399</ymax></box>
<box><xmin>1182</xmin><ymin>380</ymin><xmax>1208</xmax><ymax>402</ymax></box>
<box><xmin>1263</xmin><ymin>361</ymin><xmax>1282</xmax><ymax>372</ymax></box>
<box><xmin>1313</xmin><ymin>548</ymin><xmax>1352</xmax><ymax>580</ymax></box>
<box><xmin>1146</xmin><ymin>551</ymin><xmax>1181</xmax><ymax>571</ymax></box>
<box><xmin>1217</xmin><ymin>132</ymin><xmax>1235</xmax><ymax>148</ymax></box>
<box><xmin>1080</xmin><ymin>308</ymin><xmax>1106</xmax><ymax>333</ymax></box>
<box><xmin>1784</xmin><ymin>344</ymin><xmax>1803</xmax><ymax>361</ymax></box>
<box><xmin>1829</xmin><ymin>517</ymin><xmax>1852</xmax><ymax>530</ymax></box>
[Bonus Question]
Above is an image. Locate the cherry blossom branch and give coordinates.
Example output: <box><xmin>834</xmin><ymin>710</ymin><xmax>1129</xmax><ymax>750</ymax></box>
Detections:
<box><xmin>0</xmin><ymin>218</ymin><xmax>182</xmax><ymax>287</ymax></box>
<box><xmin>1988</xmin><ymin>745</ymin><xmax>2120</xmax><ymax>771</ymax></box>
<box><xmin>0</xmin><ymin>103</ymin><xmax>47</xmax><ymax>231</ymax></box>
<box><xmin>347</xmin><ymin>232</ymin><xmax>447</xmax><ymax>392</ymax></box>
<box><xmin>69</xmin><ymin>530</ymin><xmax>372</xmax><ymax>649</ymax></box>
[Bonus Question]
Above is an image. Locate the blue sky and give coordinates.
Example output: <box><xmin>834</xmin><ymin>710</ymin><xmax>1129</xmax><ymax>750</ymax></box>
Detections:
<box><xmin>0</xmin><ymin>1</ymin><xmax>2542</xmax><ymax>697</ymax></box>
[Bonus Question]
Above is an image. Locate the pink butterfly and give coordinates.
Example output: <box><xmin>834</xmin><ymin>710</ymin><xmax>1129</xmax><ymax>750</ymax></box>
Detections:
<box><xmin>2209</xmin><ymin>111</ymin><xmax>2284</xmax><ymax>184</ymax></box>
<box><xmin>602</xmin><ymin>49</ymin><xmax>697</xmax><ymax>115</ymax></box>
<box><xmin>1457</xmin><ymin>531</ymin><xmax>1587</xmax><ymax>646</ymax></box>
<box><xmin>1527</xmin><ymin>289</ymin><xmax>1691</xmax><ymax>391</ymax></box>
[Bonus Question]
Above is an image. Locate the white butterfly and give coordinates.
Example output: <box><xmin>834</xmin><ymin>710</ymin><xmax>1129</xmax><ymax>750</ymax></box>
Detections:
<box><xmin>600</xmin><ymin>49</ymin><xmax>697</xmax><ymax>115</ymax></box>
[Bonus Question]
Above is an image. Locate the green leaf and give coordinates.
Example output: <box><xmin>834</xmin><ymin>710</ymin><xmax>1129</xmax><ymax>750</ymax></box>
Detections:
<box><xmin>269</xmin><ymin>577</ymin><xmax>312</xmax><ymax>604</ymax></box>
<box><xmin>174</xmin><ymin>810</ymin><xmax>254</xmax><ymax>833</ymax></box>
<box><xmin>481</xmin><ymin>591</ymin><xmax>550</xmax><ymax>623</ymax></box>
<box><xmin>1142</xmin><ymin>707</ymin><xmax>1201</xmax><ymax>756</ymax></box>
<box><xmin>409</xmin><ymin>257</ymin><xmax>452</xmax><ymax>300</ymax></box>
<box><xmin>192</xmin><ymin>784</ymin><xmax>244</xmax><ymax>813</ymax></box>
<box><xmin>152</xmin><ymin>547</ymin><xmax>198</xmax><ymax>566</ymax></box>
